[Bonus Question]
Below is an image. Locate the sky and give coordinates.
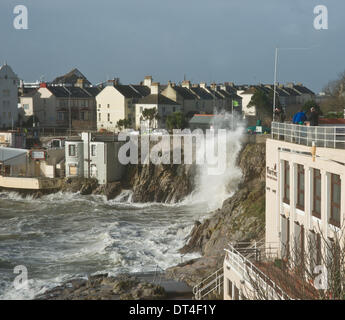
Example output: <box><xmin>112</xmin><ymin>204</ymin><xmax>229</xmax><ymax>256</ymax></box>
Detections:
<box><xmin>1</xmin><ymin>0</ymin><xmax>344</xmax><ymax>93</ymax></box>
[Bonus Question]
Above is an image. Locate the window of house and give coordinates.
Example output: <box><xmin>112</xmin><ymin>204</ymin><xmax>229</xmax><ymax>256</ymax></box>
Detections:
<box><xmin>227</xmin><ymin>279</ymin><xmax>232</xmax><ymax>298</ymax></box>
<box><xmin>294</xmin><ymin>222</ymin><xmax>305</xmax><ymax>270</ymax></box>
<box><xmin>69</xmin><ymin>165</ymin><xmax>77</xmax><ymax>176</ymax></box>
<box><xmin>57</xmin><ymin>112</ymin><xmax>65</xmax><ymax>121</ymax></box>
<box><xmin>91</xmin><ymin>145</ymin><xmax>97</xmax><ymax>157</ymax></box>
<box><xmin>330</xmin><ymin>174</ymin><xmax>341</xmax><ymax>228</ymax></box>
<box><xmin>309</xmin><ymin>230</ymin><xmax>322</xmax><ymax>272</ymax></box>
<box><xmin>98</xmin><ymin>113</ymin><xmax>101</xmax><ymax>121</ymax></box>
<box><xmin>296</xmin><ymin>164</ymin><xmax>305</xmax><ymax>211</ymax></box>
<box><xmin>68</xmin><ymin>144</ymin><xmax>76</xmax><ymax>157</ymax></box>
<box><xmin>234</xmin><ymin>286</ymin><xmax>239</xmax><ymax>300</ymax></box>
<box><xmin>283</xmin><ymin>160</ymin><xmax>290</xmax><ymax>205</ymax></box>
<box><xmin>107</xmin><ymin>113</ymin><xmax>110</xmax><ymax>121</ymax></box>
<box><xmin>23</xmin><ymin>104</ymin><xmax>29</xmax><ymax>110</ymax></box>
<box><xmin>316</xmin><ymin>232</ymin><xmax>322</xmax><ymax>266</ymax></box>
<box><xmin>107</xmin><ymin>104</ymin><xmax>110</xmax><ymax>108</ymax></box>
<box><xmin>313</xmin><ymin>169</ymin><xmax>321</xmax><ymax>219</ymax></box>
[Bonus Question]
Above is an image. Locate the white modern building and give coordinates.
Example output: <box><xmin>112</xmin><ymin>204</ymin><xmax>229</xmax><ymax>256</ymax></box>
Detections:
<box><xmin>0</xmin><ymin>63</ymin><xmax>19</xmax><ymax>129</ymax></box>
<box><xmin>221</xmin><ymin>121</ymin><xmax>345</xmax><ymax>300</ymax></box>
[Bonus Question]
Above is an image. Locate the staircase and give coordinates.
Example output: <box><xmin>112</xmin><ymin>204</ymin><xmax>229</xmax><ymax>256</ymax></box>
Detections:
<box><xmin>193</xmin><ymin>267</ymin><xmax>224</xmax><ymax>300</ymax></box>
<box><xmin>193</xmin><ymin>239</ymin><xmax>281</xmax><ymax>300</ymax></box>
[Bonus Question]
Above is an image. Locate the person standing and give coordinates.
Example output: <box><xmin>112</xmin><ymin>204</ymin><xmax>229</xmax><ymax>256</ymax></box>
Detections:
<box><xmin>308</xmin><ymin>107</ymin><xmax>319</xmax><ymax>126</ymax></box>
<box><xmin>274</xmin><ymin>107</ymin><xmax>286</xmax><ymax>123</ymax></box>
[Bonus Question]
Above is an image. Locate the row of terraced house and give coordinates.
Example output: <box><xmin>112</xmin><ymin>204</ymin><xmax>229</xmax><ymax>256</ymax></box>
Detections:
<box><xmin>14</xmin><ymin>67</ymin><xmax>316</xmax><ymax>132</ymax></box>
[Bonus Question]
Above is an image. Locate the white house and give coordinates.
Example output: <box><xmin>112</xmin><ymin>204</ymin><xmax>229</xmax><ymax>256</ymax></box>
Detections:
<box><xmin>65</xmin><ymin>132</ymin><xmax>125</xmax><ymax>184</ymax></box>
<box><xmin>0</xmin><ymin>63</ymin><xmax>19</xmax><ymax>129</ymax></box>
<box><xmin>96</xmin><ymin>81</ymin><xmax>150</xmax><ymax>132</ymax></box>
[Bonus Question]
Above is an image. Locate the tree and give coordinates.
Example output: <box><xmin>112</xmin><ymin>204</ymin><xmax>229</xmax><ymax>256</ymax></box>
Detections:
<box><xmin>321</xmin><ymin>70</ymin><xmax>345</xmax><ymax>115</ymax></box>
<box><xmin>141</xmin><ymin>108</ymin><xmax>160</xmax><ymax>129</ymax></box>
<box><xmin>248</xmin><ymin>88</ymin><xmax>280</xmax><ymax>121</ymax></box>
<box><xmin>302</xmin><ymin>100</ymin><xmax>323</xmax><ymax>115</ymax></box>
<box><xmin>243</xmin><ymin>225</ymin><xmax>345</xmax><ymax>300</ymax></box>
<box><xmin>116</xmin><ymin>118</ymin><xmax>132</xmax><ymax>131</ymax></box>
<box><xmin>166</xmin><ymin>111</ymin><xmax>187</xmax><ymax>131</ymax></box>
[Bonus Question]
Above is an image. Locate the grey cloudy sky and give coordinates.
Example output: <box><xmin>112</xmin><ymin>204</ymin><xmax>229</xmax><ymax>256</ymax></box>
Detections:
<box><xmin>1</xmin><ymin>0</ymin><xmax>344</xmax><ymax>92</ymax></box>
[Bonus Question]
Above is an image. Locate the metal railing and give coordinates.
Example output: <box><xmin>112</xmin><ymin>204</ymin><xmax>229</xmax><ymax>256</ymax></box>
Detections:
<box><xmin>193</xmin><ymin>266</ymin><xmax>224</xmax><ymax>300</ymax></box>
<box><xmin>224</xmin><ymin>243</ymin><xmax>292</xmax><ymax>300</ymax></box>
<box><xmin>192</xmin><ymin>240</ymin><xmax>266</xmax><ymax>300</ymax></box>
<box><xmin>271</xmin><ymin>122</ymin><xmax>345</xmax><ymax>149</ymax></box>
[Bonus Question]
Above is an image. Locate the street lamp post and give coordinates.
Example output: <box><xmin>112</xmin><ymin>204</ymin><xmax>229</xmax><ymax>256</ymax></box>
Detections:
<box><xmin>273</xmin><ymin>47</ymin><xmax>278</xmax><ymax>120</ymax></box>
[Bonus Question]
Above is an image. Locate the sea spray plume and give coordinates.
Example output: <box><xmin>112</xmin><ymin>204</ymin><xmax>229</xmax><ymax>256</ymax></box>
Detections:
<box><xmin>190</xmin><ymin>111</ymin><xmax>246</xmax><ymax>211</ymax></box>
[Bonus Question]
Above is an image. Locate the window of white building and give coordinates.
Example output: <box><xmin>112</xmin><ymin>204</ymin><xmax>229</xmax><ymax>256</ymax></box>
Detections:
<box><xmin>312</xmin><ymin>169</ymin><xmax>321</xmax><ymax>219</ymax></box>
<box><xmin>91</xmin><ymin>145</ymin><xmax>97</xmax><ymax>157</ymax></box>
<box><xmin>296</xmin><ymin>164</ymin><xmax>305</xmax><ymax>211</ymax></box>
<box><xmin>68</xmin><ymin>144</ymin><xmax>76</xmax><ymax>157</ymax></box>
<box><xmin>283</xmin><ymin>160</ymin><xmax>290</xmax><ymax>205</ymax></box>
<box><xmin>330</xmin><ymin>174</ymin><xmax>341</xmax><ymax>228</ymax></box>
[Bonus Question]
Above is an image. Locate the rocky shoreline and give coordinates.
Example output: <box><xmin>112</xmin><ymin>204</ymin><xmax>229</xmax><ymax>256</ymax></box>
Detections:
<box><xmin>35</xmin><ymin>274</ymin><xmax>181</xmax><ymax>300</ymax></box>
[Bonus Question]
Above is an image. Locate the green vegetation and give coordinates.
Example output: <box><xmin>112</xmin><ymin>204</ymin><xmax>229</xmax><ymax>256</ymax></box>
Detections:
<box><xmin>321</xmin><ymin>70</ymin><xmax>345</xmax><ymax>114</ymax></box>
<box><xmin>301</xmin><ymin>100</ymin><xmax>322</xmax><ymax>115</ymax></box>
<box><xmin>140</xmin><ymin>108</ymin><xmax>160</xmax><ymax>129</ymax></box>
<box><xmin>116</xmin><ymin>118</ymin><xmax>132</xmax><ymax>130</ymax></box>
<box><xmin>166</xmin><ymin>111</ymin><xmax>187</xmax><ymax>131</ymax></box>
<box><xmin>248</xmin><ymin>88</ymin><xmax>280</xmax><ymax>123</ymax></box>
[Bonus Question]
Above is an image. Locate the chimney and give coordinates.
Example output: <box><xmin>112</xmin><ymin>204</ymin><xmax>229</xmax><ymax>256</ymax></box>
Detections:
<box><xmin>75</xmin><ymin>78</ymin><xmax>84</xmax><ymax>88</ymax></box>
<box><xmin>211</xmin><ymin>82</ymin><xmax>217</xmax><ymax>91</ymax></box>
<box><xmin>182</xmin><ymin>80</ymin><xmax>191</xmax><ymax>89</ymax></box>
<box><xmin>144</xmin><ymin>76</ymin><xmax>152</xmax><ymax>87</ymax></box>
<box><xmin>107</xmin><ymin>78</ymin><xmax>119</xmax><ymax>86</ymax></box>
<box><xmin>150</xmin><ymin>82</ymin><xmax>160</xmax><ymax>95</ymax></box>
<box><xmin>286</xmin><ymin>82</ymin><xmax>294</xmax><ymax>88</ymax></box>
<box><xmin>200</xmin><ymin>82</ymin><xmax>207</xmax><ymax>89</ymax></box>
<box><xmin>40</xmin><ymin>82</ymin><xmax>47</xmax><ymax>88</ymax></box>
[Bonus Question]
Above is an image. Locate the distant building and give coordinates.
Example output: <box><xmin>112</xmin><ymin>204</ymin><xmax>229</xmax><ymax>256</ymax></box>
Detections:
<box><xmin>96</xmin><ymin>78</ymin><xmax>151</xmax><ymax>132</ymax></box>
<box><xmin>0</xmin><ymin>131</ymin><xmax>26</xmax><ymax>149</ymax></box>
<box><xmin>189</xmin><ymin>114</ymin><xmax>215</xmax><ymax>131</ymax></box>
<box><xmin>135</xmin><ymin>83</ymin><xmax>181</xmax><ymax>129</ymax></box>
<box><xmin>65</xmin><ymin>132</ymin><xmax>125</xmax><ymax>184</ymax></box>
<box><xmin>0</xmin><ymin>63</ymin><xmax>19</xmax><ymax>129</ymax></box>
<box><xmin>19</xmin><ymin>83</ymin><xmax>100</xmax><ymax>130</ymax></box>
<box><xmin>51</xmin><ymin>68</ymin><xmax>92</xmax><ymax>87</ymax></box>
<box><xmin>161</xmin><ymin>82</ymin><xmax>199</xmax><ymax>116</ymax></box>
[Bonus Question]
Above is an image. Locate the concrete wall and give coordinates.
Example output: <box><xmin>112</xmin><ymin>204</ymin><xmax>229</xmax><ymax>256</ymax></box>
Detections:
<box><xmin>0</xmin><ymin>176</ymin><xmax>61</xmax><ymax>190</ymax></box>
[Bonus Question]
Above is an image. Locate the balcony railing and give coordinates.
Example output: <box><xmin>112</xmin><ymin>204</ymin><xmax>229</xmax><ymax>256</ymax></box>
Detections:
<box><xmin>271</xmin><ymin>122</ymin><xmax>345</xmax><ymax>149</ymax></box>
